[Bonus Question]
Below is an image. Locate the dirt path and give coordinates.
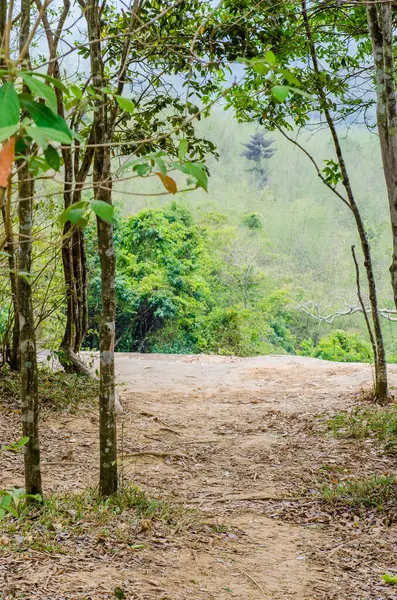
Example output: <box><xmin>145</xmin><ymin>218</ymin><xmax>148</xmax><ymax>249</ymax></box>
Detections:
<box><xmin>2</xmin><ymin>354</ymin><xmax>397</xmax><ymax>599</ymax></box>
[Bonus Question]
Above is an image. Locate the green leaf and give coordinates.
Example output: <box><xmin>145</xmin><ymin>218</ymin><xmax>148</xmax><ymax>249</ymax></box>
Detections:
<box><xmin>173</xmin><ymin>162</ymin><xmax>208</xmax><ymax>191</ymax></box>
<box><xmin>286</xmin><ymin>86</ymin><xmax>313</xmax><ymax>99</ymax></box>
<box><xmin>154</xmin><ymin>156</ymin><xmax>167</xmax><ymax>176</ymax></box>
<box><xmin>19</xmin><ymin>95</ymin><xmax>73</xmax><ymax>140</ymax></box>
<box><xmin>66</xmin><ymin>209</ymin><xmax>86</xmax><ymax>225</ymax></box>
<box><xmin>25</xmin><ymin>125</ymin><xmax>48</xmax><ymax>150</ymax></box>
<box><xmin>281</xmin><ymin>69</ymin><xmax>302</xmax><ymax>87</ymax></box>
<box><xmin>0</xmin><ymin>508</ymin><xmax>5</xmax><ymax>520</ymax></box>
<box><xmin>28</xmin><ymin>156</ymin><xmax>51</xmax><ymax>175</ymax></box>
<box><xmin>34</xmin><ymin>127</ymin><xmax>73</xmax><ymax>144</ymax></box>
<box><xmin>178</xmin><ymin>139</ymin><xmax>188</xmax><ymax>161</ymax></box>
<box><xmin>21</xmin><ymin>74</ymin><xmax>57</xmax><ymax>113</ymax></box>
<box><xmin>91</xmin><ymin>200</ymin><xmax>115</xmax><ymax>224</ymax></box>
<box><xmin>383</xmin><ymin>573</ymin><xmax>397</xmax><ymax>585</ymax></box>
<box><xmin>0</xmin><ymin>83</ymin><xmax>20</xmax><ymax>128</ymax></box>
<box><xmin>4</xmin><ymin>436</ymin><xmax>29</xmax><ymax>452</ymax></box>
<box><xmin>70</xmin><ymin>84</ymin><xmax>83</xmax><ymax>99</ymax></box>
<box><xmin>116</xmin><ymin>96</ymin><xmax>135</xmax><ymax>113</ymax></box>
<box><xmin>44</xmin><ymin>145</ymin><xmax>60</xmax><ymax>171</ymax></box>
<box><xmin>264</xmin><ymin>50</ymin><xmax>277</xmax><ymax>65</ymax></box>
<box><xmin>271</xmin><ymin>85</ymin><xmax>289</xmax><ymax>102</ymax></box>
<box><xmin>253</xmin><ymin>62</ymin><xmax>269</xmax><ymax>76</ymax></box>
<box><xmin>134</xmin><ymin>163</ymin><xmax>151</xmax><ymax>177</ymax></box>
<box><xmin>17</xmin><ymin>436</ymin><xmax>29</xmax><ymax>449</ymax></box>
<box><xmin>24</xmin><ymin>72</ymin><xmax>69</xmax><ymax>95</ymax></box>
<box><xmin>0</xmin><ymin>124</ymin><xmax>19</xmax><ymax>142</ymax></box>
<box><xmin>5</xmin><ymin>505</ymin><xmax>18</xmax><ymax>518</ymax></box>
<box><xmin>59</xmin><ymin>200</ymin><xmax>87</xmax><ymax>225</ymax></box>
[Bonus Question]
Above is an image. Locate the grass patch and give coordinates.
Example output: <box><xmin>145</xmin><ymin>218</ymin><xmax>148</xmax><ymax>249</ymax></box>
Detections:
<box><xmin>326</xmin><ymin>405</ymin><xmax>397</xmax><ymax>453</ymax></box>
<box><xmin>0</xmin><ymin>365</ymin><xmax>99</xmax><ymax>411</ymax></box>
<box><xmin>320</xmin><ymin>474</ymin><xmax>396</xmax><ymax>509</ymax></box>
<box><xmin>0</xmin><ymin>486</ymin><xmax>192</xmax><ymax>553</ymax></box>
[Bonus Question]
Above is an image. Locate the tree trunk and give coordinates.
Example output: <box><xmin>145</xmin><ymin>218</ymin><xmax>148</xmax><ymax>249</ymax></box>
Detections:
<box><xmin>0</xmin><ymin>0</ymin><xmax>19</xmax><ymax>371</ymax></box>
<box><xmin>17</xmin><ymin>0</ymin><xmax>43</xmax><ymax>497</ymax></box>
<box><xmin>302</xmin><ymin>0</ymin><xmax>389</xmax><ymax>402</ymax></box>
<box><xmin>57</xmin><ymin>95</ymin><xmax>91</xmax><ymax>375</ymax></box>
<box><xmin>1</xmin><ymin>199</ymin><xmax>20</xmax><ymax>371</ymax></box>
<box><xmin>81</xmin><ymin>0</ymin><xmax>118</xmax><ymax>496</ymax></box>
<box><xmin>17</xmin><ymin>161</ymin><xmax>43</xmax><ymax>496</ymax></box>
<box><xmin>59</xmin><ymin>144</ymin><xmax>91</xmax><ymax>376</ymax></box>
<box><xmin>35</xmin><ymin>0</ymin><xmax>91</xmax><ymax>376</ymax></box>
<box><xmin>366</xmin><ymin>2</ymin><xmax>397</xmax><ymax>311</ymax></box>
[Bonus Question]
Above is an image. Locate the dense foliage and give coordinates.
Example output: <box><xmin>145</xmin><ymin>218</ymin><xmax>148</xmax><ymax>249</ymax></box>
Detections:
<box><xmin>82</xmin><ymin>195</ymin><xmax>378</xmax><ymax>362</ymax></box>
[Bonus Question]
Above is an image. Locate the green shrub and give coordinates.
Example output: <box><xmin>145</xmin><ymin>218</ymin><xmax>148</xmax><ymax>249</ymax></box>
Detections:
<box><xmin>196</xmin><ymin>306</ymin><xmax>275</xmax><ymax>356</ymax></box>
<box><xmin>300</xmin><ymin>330</ymin><xmax>372</xmax><ymax>362</ymax></box>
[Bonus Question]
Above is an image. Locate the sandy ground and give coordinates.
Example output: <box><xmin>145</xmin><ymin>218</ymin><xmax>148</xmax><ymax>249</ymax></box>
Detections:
<box><xmin>2</xmin><ymin>354</ymin><xmax>397</xmax><ymax>599</ymax></box>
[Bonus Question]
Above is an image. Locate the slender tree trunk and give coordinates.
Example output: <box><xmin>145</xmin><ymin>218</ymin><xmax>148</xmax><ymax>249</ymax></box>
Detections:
<box><xmin>366</xmin><ymin>2</ymin><xmax>397</xmax><ymax>311</ymax></box>
<box><xmin>59</xmin><ymin>170</ymin><xmax>91</xmax><ymax>375</ymax></box>
<box><xmin>59</xmin><ymin>144</ymin><xmax>91</xmax><ymax>374</ymax></box>
<box><xmin>1</xmin><ymin>198</ymin><xmax>20</xmax><ymax>371</ymax></box>
<box><xmin>0</xmin><ymin>0</ymin><xmax>19</xmax><ymax>371</ymax></box>
<box><xmin>39</xmin><ymin>21</ymin><xmax>92</xmax><ymax>376</ymax></box>
<box><xmin>17</xmin><ymin>161</ymin><xmax>43</xmax><ymax>495</ymax></box>
<box><xmin>17</xmin><ymin>0</ymin><xmax>43</xmax><ymax>497</ymax></box>
<box><xmin>302</xmin><ymin>0</ymin><xmax>388</xmax><ymax>402</ymax></box>
<box><xmin>81</xmin><ymin>0</ymin><xmax>117</xmax><ymax>495</ymax></box>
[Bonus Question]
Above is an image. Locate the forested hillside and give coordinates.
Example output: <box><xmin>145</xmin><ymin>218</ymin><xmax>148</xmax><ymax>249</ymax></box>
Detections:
<box><xmin>3</xmin><ymin>114</ymin><xmax>395</xmax><ymax>362</ymax></box>
<box><xmin>80</xmin><ymin>116</ymin><xmax>396</xmax><ymax>361</ymax></box>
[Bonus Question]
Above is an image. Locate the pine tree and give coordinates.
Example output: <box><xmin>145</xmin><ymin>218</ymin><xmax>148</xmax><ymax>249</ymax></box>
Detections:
<box><xmin>241</xmin><ymin>132</ymin><xmax>275</xmax><ymax>185</ymax></box>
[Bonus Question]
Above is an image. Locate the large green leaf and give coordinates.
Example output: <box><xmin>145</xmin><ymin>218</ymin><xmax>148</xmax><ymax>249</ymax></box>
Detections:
<box><xmin>19</xmin><ymin>94</ymin><xmax>73</xmax><ymax>140</ymax></box>
<box><xmin>133</xmin><ymin>163</ymin><xmax>151</xmax><ymax>176</ymax></box>
<box><xmin>178</xmin><ymin>139</ymin><xmax>188</xmax><ymax>161</ymax></box>
<box><xmin>44</xmin><ymin>145</ymin><xmax>61</xmax><ymax>171</ymax></box>
<box><xmin>0</xmin><ymin>83</ymin><xmax>20</xmax><ymax>128</ymax></box>
<box><xmin>264</xmin><ymin>50</ymin><xmax>277</xmax><ymax>65</ymax></box>
<box><xmin>173</xmin><ymin>162</ymin><xmax>208</xmax><ymax>191</ymax></box>
<box><xmin>36</xmin><ymin>127</ymin><xmax>74</xmax><ymax>144</ymax></box>
<box><xmin>253</xmin><ymin>62</ymin><xmax>269</xmax><ymax>75</ymax></box>
<box><xmin>21</xmin><ymin>74</ymin><xmax>57</xmax><ymax>113</ymax></box>
<box><xmin>59</xmin><ymin>200</ymin><xmax>87</xmax><ymax>225</ymax></box>
<box><xmin>271</xmin><ymin>85</ymin><xmax>289</xmax><ymax>102</ymax></box>
<box><xmin>116</xmin><ymin>95</ymin><xmax>135</xmax><ymax>113</ymax></box>
<box><xmin>24</xmin><ymin>72</ymin><xmax>69</xmax><ymax>95</ymax></box>
<box><xmin>70</xmin><ymin>84</ymin><xmax>83</xmax><ymax>99</ymax></box>
<box><xmin>0</xmin><ymin>124</ymin><xmax>19</xmax><ymax>142</ymax></box>
<box><xmin>91</xmin><ymin>200</ymin><xmax>115</xmax><ymax>224</ymax></box>
<box><xmin>25</xmin><ymin>125</ymin><xmax>48</xmax><ymax>150</ymax></box>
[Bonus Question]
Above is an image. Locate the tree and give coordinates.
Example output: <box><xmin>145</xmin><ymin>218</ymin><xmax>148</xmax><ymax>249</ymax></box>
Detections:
<box><xmin>216</xmin><ymin>0</ymin><xmax>389</xmax><ymax>401</ymax></box>
<box><xmin>242</xmin><ymin>132</ymin><xmax>275</xmax><ymax>185</ymax></box>
<box><xmin>366</xmin><ymin>2</ymin><xmax>397</xmax><ymax>311</ymax></box>
<box><xmin>76</xmin><ymin>0</ymin><xmax>120</xmax><ymax>496</ymax></box>
<box><xmin>15</xmin><ymin>0</ymin><xmax>43</xmax><ymax>497</ymax></box>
